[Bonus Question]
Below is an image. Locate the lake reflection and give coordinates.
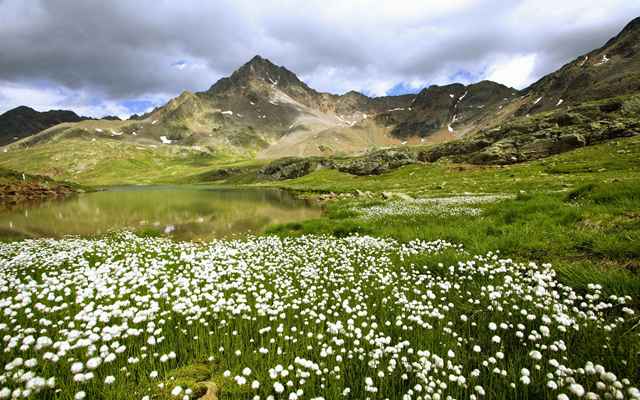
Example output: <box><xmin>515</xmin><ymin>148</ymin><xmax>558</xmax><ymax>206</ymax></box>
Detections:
<box><xmin>0</xmin><ymin>186</ymin><xmax>320</xmax><ymax>241</ymax></box>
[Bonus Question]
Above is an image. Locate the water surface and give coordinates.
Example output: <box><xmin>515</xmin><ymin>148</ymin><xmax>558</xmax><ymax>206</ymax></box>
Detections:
<box><xmin>0</xmin><ymin>186</ymin><xmax>320</xmax><ymax>241</ymax></box>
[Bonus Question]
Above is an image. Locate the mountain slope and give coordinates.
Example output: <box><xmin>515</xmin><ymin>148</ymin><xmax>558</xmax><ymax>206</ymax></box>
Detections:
<box><xmin>374</xmin><ymin>81</ymin><xmax>518</xmax><ymax>140</ymax></box>
<box><xmin>516</xmin><ymin>16</ymin><xmax>640</xmax><ymax>116</ymax></box>
<box><xmin>0</xmin><ymin>106</ymin><xmax>87</xmax><ymax>146</ymax></box>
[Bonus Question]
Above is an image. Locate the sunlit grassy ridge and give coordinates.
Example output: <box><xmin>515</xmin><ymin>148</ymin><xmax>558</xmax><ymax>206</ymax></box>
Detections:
<box><xmin>0</xmin><ymin>233</ymin><xmax>638</xmax><ymax>400</ymax></box>
<box><xmin>0</xmin><ymin>139</ymin><xmax>256</xmax><ymax>186</ymax></box>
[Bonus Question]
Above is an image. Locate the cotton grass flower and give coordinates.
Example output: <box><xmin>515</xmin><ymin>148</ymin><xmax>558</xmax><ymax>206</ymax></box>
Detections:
<box><xmin>0</xmin><ymin>233</ymin><xmax>637</xmax><ymax>399</ymax></box>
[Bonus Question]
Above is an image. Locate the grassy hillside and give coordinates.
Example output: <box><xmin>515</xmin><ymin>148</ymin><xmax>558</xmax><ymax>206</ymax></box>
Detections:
<box><xmin>0</xmin><ymin>138</ymin><xmax>254</xmax><ymax>186</ymax></box>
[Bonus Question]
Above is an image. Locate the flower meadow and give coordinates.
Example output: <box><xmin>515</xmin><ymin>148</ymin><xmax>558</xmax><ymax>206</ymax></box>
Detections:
<box><xmin>356</xmin><ymin>195</ymin><xmax>513</xmax><ymax>220</ymax></box>
<box><xmin>0</xmin><ymin>233</ymin><xmax>639</xmax><ymax>400</ymax></box>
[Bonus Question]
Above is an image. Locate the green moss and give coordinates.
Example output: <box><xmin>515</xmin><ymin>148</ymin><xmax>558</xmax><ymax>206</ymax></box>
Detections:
<box><xmin>155</xmin><ymin>361</ymin><xmax>217</xmax><ymax>399</ymax></box>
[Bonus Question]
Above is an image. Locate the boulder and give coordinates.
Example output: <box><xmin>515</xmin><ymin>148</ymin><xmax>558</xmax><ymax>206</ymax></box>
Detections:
<box><xmin>337</xmin><ymin>149</ymin><xmax>416</xmax><ymax>175</ymax></box>
<box><xmin>468</xmin><ymin>139</ymin><xmax>520</xmax><ymax>164</ymax></box>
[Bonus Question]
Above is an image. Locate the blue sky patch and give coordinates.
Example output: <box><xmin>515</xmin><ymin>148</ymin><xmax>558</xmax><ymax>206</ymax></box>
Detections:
<box><xmin>120</xmin><ymin>99</ymin><xmax>157</xmax><ymax>114</ymax></box>
<box><xmin>386</xmin><ymin>82</ymin><xmax>425</xmax><ymax>96</ymax></box>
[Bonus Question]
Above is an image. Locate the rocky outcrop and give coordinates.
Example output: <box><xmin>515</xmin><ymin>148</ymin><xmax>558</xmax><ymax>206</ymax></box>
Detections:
<box><xmin>0</xmin><ymin>169</ymin><xmax>77</xmax><ymax>207</ymax></box>
<box><xmin>194</xmin><ymin>167</ymin><xmax>246</xmax><ymax>182</ymax></box>
<box><xmin>257</xmin><ymin>157</ymin><xmax>334</xmax><ymax>180</ymax></box>
<box><xmin>335</xmin><ymin>149</ymin><xmax>417</xmax><ymax>175</ymax></box>
<box><xmin>258</xmin><ymin>148</ymin><xmax>418</xmax><ymax>180</ymax></box>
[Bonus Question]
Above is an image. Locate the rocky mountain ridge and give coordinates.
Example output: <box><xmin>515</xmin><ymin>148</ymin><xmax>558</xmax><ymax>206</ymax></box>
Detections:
<box><xmin>0</xmin><ymin>106</ymin><xmax>87</xmax><ymax>146</ymax></box>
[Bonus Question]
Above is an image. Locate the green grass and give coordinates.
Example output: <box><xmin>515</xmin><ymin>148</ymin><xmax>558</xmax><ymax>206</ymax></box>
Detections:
<box><xmin>0</xmin><ymin>138</ymin><xmax>252</xmax><ymax>187</ymax></box>
<box><xmin>261</xmin><ymin>137</ymin><xmax>640</xmax><ymax>297</ymax></box>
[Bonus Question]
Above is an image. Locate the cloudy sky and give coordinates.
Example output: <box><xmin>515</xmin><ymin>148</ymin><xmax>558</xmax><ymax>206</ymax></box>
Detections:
<box><xmin>1</xmin><ymin>0</ymin><xmax>638</xmax><ymax>118</ymax></box>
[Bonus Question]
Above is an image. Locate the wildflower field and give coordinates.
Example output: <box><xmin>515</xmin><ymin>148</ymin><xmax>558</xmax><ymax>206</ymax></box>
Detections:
<box><xmin>1</xmin><ymin>232</ymin><xmax>639</xmax><ymax>400</ymax></box>
<box><xmin>1</xmin><ymin>137</ymin><xmax>639</xmax><ymax>399</ymax></box>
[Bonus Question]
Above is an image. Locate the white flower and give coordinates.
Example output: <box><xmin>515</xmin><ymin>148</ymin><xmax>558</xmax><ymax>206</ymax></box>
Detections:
<box><xmin>87</xmin><ymin>357</ymin><xmax>101</xmax><ymax>370</ymax></box>
<box><xmin>104</xmin><ymin>376</ymin><xmax>116</xmax><ymax>384</ymax></box>
<box><xmin>75</xmin><ymin>391</ymin><xmax>86</xmax><ymax>400</ymax></box>
<box><xmin>274</xmin><ymin>382</ymin><xmax>284</xmax><ymax>393</ymax></box>
<box><xmin>569</xmin><ymin>384</ymin><xmax>585</xmax><ymax>397</ymax></box>
<box><xmin>171</xmin><ymin>386</ymin><xmax>183</xmax><ymax>397</ymax></box>
<box><xmin>70</xmin><ymin>362</ymin><xmax>84</xmax><ymax>373</ymax></box>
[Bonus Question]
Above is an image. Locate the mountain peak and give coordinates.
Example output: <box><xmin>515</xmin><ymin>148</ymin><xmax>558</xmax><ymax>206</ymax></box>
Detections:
<box><xmin>342</xmin><ymin>90</ymin><xmax>368</xmax><ymax>98</ymax></box>
<box><xmin>206</xmin><ymin>55</ymin><xmax>309</xmax><ymax>96</ymax></box>
<box><xmin>601</xmin><ymin>16</ymin><xmax>640</xmax><ymax>49</ymax></box>
<box><xmin>246</xmin><ymin>54</ymin><xmax>270</xmax><ymax>65</ymax></box>
<box><xmin>235</xmin><ymin>55</ymin><xmax>288</xmax><ymax>81</ymax></box>
<box><xmin>3</xmin><ymin>105</ymin><xmax>36</xmax><ymax>116</ymax></box>
<box><xmin>621</xmin><ymin>16</ymin><xmax>640</xmax><ymax>34</ymax></box>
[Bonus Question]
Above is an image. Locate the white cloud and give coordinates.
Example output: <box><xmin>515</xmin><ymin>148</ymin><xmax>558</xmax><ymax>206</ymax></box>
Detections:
<box><xmin>0</xmin><ymin>81</ymin><xmax>66</xmax><ymax>112</ymax></box>
<box><xmin>484</xmin><ymin>54</ymin><xmax>538</xmax><ymax>89</ymax></box>
<box><xmin>301</xmin><ymin>66</ymin><xmax>400</xmax><ymax>97</ymax></box>
<box><xmin>0</xmin><ymin>81</ymin><xmax>169</xmax><ymax>119</ymax></box>
<box><xmin>0</xmin><ymin>0</ymin><xmax>638</xmax><ymax>113</ymax></box>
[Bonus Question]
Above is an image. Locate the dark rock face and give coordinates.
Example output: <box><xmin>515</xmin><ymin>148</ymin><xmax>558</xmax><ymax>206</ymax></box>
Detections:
<box><xmin>0</xmin><ymin>106</ymin><xmax>87</xmax><ymax>146</ymax></box>
<box><xmin>383</xmin><ymin>81</ymin><xmax>516</xmax><ymax>139</ymax></box>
